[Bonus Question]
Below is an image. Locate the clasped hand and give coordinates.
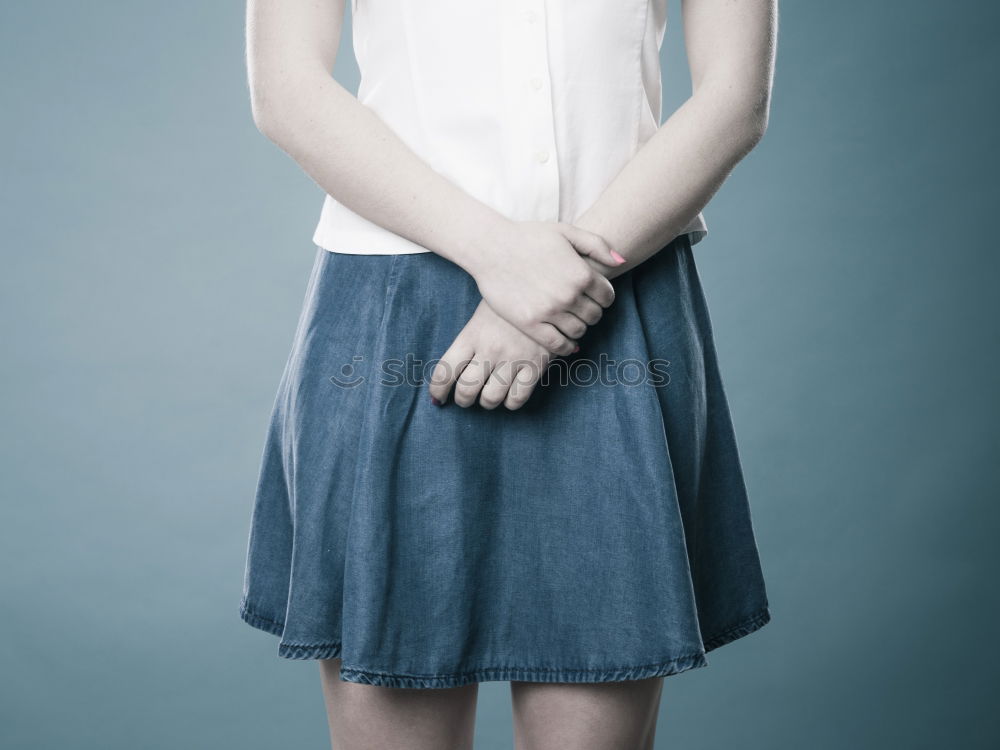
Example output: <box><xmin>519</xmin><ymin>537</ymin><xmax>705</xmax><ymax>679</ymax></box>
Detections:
<box><xmin>429</xmin><ymin>220</ymin><xmax>622</xmax><ymax>410</ymax></box>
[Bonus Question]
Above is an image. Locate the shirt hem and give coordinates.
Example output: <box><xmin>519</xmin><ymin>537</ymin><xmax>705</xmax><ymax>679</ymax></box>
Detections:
<box><xmin>312</xmin><ymin>226</ymin><xmax>709</xmax><ymax>256</ymax></box>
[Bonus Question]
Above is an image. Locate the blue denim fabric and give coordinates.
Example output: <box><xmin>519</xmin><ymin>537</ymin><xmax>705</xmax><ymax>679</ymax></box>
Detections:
<box><xmin>239</xmin><ymin>233</ymin><xmax>771</xmax><ymax>688</ymax></box>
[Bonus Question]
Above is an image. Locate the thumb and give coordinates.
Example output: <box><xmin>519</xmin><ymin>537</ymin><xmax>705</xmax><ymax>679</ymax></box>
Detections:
<box><xmin>556</xmin><ymin>222</ymin><xmax>626</xmax><ymax>267</ymax></box>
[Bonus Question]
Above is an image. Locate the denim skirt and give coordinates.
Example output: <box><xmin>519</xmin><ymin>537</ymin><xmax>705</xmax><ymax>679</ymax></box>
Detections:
<box><xmin>238</xmin><ymin>232</ymin><xmax>771</xmax><ymax>688</ymax></box>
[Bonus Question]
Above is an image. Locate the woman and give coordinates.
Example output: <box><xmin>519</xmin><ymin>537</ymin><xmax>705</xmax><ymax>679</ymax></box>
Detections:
<box><xmin>240</xmin><ymin>0</ymin><xmax>777</xmax><ymax>747</ymax></box>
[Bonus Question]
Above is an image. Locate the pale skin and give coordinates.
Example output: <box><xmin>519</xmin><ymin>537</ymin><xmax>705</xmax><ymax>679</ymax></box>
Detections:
<box><xmin>432</xmin><ymin>0</ymin><xmax>778</xmax><ymax>409</ymax></box>
<box><xmin>247</xmin><ymin>0</ymin><xmax>776</xmax><ymax>746</ymax></box>
<box><xmin>246</xmin><ymin>0</ymin><xmax>624</xmax><ymax>359</ymax></box>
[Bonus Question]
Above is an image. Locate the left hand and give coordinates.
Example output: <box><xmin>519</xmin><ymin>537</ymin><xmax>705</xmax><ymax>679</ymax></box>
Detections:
<box><xmin>428</xmin><ymin>299</ymin><xmax>553</xmax><ymax>410</ymax></box>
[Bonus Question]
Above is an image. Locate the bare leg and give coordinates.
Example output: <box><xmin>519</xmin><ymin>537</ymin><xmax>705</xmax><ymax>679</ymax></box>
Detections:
<box><xmin>319</xmin><ymin>657</ymin><xmax>479</xmax><ymax>750</ymax></box>
<box><xmin>510</xmin><ymin>676</ymin><xmax>665</xmax><ymax>750</ymax></box>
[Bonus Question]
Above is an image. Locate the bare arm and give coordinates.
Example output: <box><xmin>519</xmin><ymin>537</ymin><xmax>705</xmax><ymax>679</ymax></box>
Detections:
<box><xmin>575</xmin><ymin>0</ymin><xmax>778</xmax><ymax>278</ymax></box>
<box><xmin>246</xmin><ymin>0</ymin><xmax>498</xmax><ymax>270</ymax></box>
<box><xmin>429</xmin><ymin>0</ymin><xmax>778</xmax><ymax>408</ymax></box>
<box><xmin>245</xmin><ymin>0</ymin><xmax>621</xmax><ymax>355</ymax></box>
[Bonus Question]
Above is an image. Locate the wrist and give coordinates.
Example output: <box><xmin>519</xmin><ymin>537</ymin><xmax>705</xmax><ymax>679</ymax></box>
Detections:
<box><xmin>573</xmin><ymin>211</ymin><xmax>635</xmax><ymax>280</ymax></box>
<box><xmin>449</xmin><ymin>210</ymin><xmax>518</xmax><ymax>282</ymax></box>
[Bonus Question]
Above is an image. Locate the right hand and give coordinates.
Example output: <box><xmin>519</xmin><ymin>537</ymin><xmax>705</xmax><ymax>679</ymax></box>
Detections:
<box><xmin>465</xmin><ymin>220</ymin><xmax>623</xmax><ymax>356</ymax></box>
<box><xmin>428</xmin><ymin>299</ymin><xmax>552</xmax><ymax>410</ymax></box>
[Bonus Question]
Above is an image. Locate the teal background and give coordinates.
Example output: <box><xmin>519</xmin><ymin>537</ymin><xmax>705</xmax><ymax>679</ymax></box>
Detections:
<box><xmin>2</xmin><ymin>1</ymin><xmax>997</xmax><ymax>747</ymax></box>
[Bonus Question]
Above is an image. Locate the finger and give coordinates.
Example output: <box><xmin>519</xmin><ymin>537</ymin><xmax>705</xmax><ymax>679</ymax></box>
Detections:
<box><xmin>548</xmin><ymin>311</ymin><xmax>588</xmax><ymax>342</ymax></box>
<box><xmin>479</xmin><ymin>360</ymin><xmax>516</xmax><ymax>410</ymax></box>
<box><xmin>530</xmin><ymin>322</ymin><xmax>576</xmax><ymax>357</ymax></box>
<box><xmin>428</xmin><ymin>341</ymin><xmax>475</xmax><ymax>405</ymax></box>
<box><xmin>583</xmin><ymin>257</ymin><xmax>621</xmax><ymax>275</ymax></box>
<box><xmin>556</xmin><ymin>222</ymin><xmax>626</xmax><ymax>267</ymax></box>
<box><xmin>584</xmin><ymin>273</ymin><xmax>616</xmax><ymax>309</ymax></box>
<box><xmin>570</xmin><ymin>295</ymin><xmax>603</xmax><ymax>326</ymax></box>
<box><xmin>504</xmin><ymin>363</ymin><xmax>543</xmax><ymax>411</ymax></box>
<box><xmin>453</xmin><ymin>354</ymin><xmax>493</xmax><ymax>408</ymax></box>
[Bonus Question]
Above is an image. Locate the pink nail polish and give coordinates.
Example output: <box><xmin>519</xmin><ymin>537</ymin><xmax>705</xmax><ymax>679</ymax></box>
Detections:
<box><xmin>572</xmin><ymin>345</ymin><xmax>580</xmax><ymax>354</ymax></box>
<box><xmin>431</xmin><ymin>396</ymin><xmax>442</xmax><ymax>407</ymax></box>
<box><xmin>610</xmin><ymin>250</ymin><xmax>626</xmax><ymax>265</ymax></box>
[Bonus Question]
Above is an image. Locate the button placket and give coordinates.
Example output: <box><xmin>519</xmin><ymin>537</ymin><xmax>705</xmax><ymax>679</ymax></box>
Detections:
<box><xmin>517</xmin><ymin>2</ymin><xmax>560</xmax><ymax>219</ymax></box>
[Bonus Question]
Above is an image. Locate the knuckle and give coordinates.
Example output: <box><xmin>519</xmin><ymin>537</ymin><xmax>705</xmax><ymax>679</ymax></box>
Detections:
<box><xmin>491</xmin><ymin>368</ymin><xmax>512</xmax><ymax>388</ymax></box>
<box><xmin>453</xmin><ymin>386</ymin><xmax>476</xmax><ymax>407</ymax></box>
<box><xmin>554</xmin><ymin>290</ymin><xmax>576</xmax><ymax>309</ymax></box>
<box><xmin>522</xmin><ymin>363</ymin><xmax>543</xmax><ymax>381</ymax></box>
<box><xmin>430</xmin><ymin>363</ymin><xmax>450</xmax><ymax>386</ymax></box>
<box><xmin>479</xmin><ymin>393</ymin><xmax>502</xmax><ymax>410</ymax></box>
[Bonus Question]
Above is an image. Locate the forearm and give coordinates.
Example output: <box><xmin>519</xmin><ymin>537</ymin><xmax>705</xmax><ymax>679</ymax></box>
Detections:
<box><xmin>574</xmin><ymin>87</ymin><xmax>767</xmax><ymax>280</ymax></box>
<box><xmin>251</xmin><ymin>71</ymin><xmax>511</xmax><ymax>275</ymax></box>
<box><xmin>575</xmin><ymin>0</ymin><xmax>777</xmax><ymax>280</ymax></box>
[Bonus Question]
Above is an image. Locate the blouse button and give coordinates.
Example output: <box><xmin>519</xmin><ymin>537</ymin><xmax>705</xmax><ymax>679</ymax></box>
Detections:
<box><xmin>524</xmin><ymin>9</ymin><xmax>538</xmax><ymax>23</ymax></box>
<box><xmin>535</xmin><ymin>149</ymin><xmax>550</xmax><ymax>164</ymax></box>
<box><xmin>529</xmin><ymin>76</ymin><xmax>543</xmax><ymax>91</ymax></box>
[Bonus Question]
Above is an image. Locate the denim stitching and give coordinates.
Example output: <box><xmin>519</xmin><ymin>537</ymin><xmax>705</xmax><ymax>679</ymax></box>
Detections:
<box><xmin>703</xmin><ymin>606</ymin><xmax>772</xmax><ymax>652</ymax></box>
<box><xmin>240</xmin><ymin>600</ymin><xmax>770</xmax><ymax>681</ymax></box>
<box><xmin>340</xmin><ymin>653</ymin><xmax>706</xmax><ymax>679</ymax></box>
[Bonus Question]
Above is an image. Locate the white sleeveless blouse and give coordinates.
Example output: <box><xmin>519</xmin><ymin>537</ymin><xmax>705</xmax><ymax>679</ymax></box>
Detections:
<box><xmin>312</xmin><ymin>0</ymin><xmax>708</xmax><ymax>255</ymax></box>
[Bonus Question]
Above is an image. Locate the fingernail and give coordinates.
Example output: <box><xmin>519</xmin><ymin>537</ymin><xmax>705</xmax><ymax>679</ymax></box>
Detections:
<box><xmin>610</xmin><ymin>250</ymin><xmax>626</xmax><ymax>265</ymax></box>
<box><xmin>572</xmin><ymin>345</ymin><xmax>580</xmax><ymax>353</ymax></box>
<box><xmin>430</xmin><ymin>396</ymin><xmax>442</xmax><ymax>407</ymax></box>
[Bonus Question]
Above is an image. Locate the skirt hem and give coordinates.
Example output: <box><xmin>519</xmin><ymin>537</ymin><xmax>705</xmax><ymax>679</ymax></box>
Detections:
<box><xmin>239</xmin><ymin>598</ymin><xmax>771</xmax><ymax>689</ymax></box>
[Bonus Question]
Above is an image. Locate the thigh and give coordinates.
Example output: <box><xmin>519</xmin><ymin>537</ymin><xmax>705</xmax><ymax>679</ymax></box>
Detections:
<box><xmin>319</xmin><ymin>658</ymin><xmax>479</xmax><ymax>750</ymax></box>
<box><xmin>510</xmin><ymin>677</ymin><xmax>665</xmax><ymax>750</ymax></box>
